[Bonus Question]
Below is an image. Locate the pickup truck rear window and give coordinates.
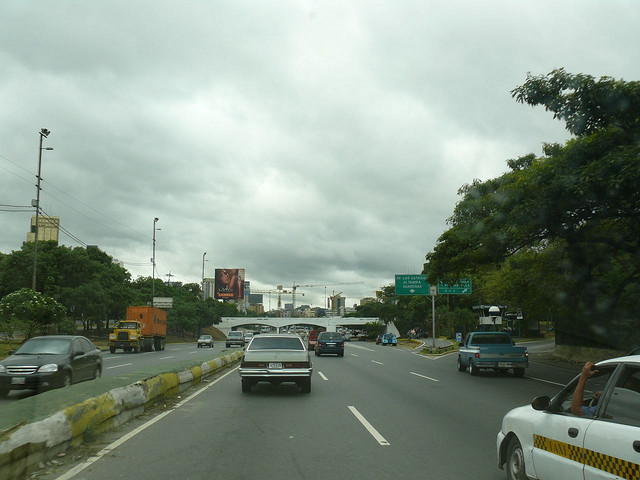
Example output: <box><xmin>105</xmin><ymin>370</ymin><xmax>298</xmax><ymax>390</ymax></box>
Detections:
<box><xmin>470</xmin><ymin>334</ymin><xmax>512</xmax><ymax>345</ymax></box>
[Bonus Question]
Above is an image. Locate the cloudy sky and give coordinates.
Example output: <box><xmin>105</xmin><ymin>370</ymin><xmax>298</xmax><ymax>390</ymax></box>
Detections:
<box><xmin>1</xmin><ymin>1</ymin><xmax>638</xmax><ymax>309</ymax></box>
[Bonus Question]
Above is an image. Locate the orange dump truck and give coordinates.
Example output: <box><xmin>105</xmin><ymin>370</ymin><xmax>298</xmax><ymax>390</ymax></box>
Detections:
<box><xmin>108</xmin><ymin>306</ymin><xmax>167</xmax><ymax>353</ymax></box>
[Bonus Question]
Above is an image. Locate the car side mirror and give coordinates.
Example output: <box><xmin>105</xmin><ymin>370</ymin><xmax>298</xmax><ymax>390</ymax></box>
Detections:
<box><xmin>458</xmin><ymin>342</ymin><xmax>464</xmax><ymax>347</ymax></box>
<box><xmin>73</xmin><ymin>350</ymin><xmax>85</xmax><ymax>358</ymax></box>
<box><xmin>531</xmin><ymin>395</ymin><xmax>551</xmax><ymax>411</ymax></box>
<box><xmin>8</xmin><ymin>350</ymin><xmax>15</xmax><ymax>355</ymax></box>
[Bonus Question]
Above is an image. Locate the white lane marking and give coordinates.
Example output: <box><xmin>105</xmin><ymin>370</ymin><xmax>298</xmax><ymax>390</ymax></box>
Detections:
<box><xmin>189</xmin><ymin>351</ymin><xmax>198</xmax><ymax>354</ymax></box>
<box><xmin>103</xmin><ymin>356</ymin><xmax>123</xmax><ymax>361</ymax></box>
<box><xmin>348</xmin><ymin>406</ymin><xmax>390</xmax><ymax>446</ymax></box>
<box><xmin>348</xmin><ymin>344</ymin><xmax>375</xmax><ymax>352</ymax></box>
<box><xmin>159</xmin><ymin>356</ymin><xmax>174</xmax><ymax>360</ymax></box>
<box><xmin>318</xmin><ymin>372</ymin><xmax>328</xmax><ymax>381</ymax></box>
<box><xmin>350</xmin><ymin>354</ymin><xmax>358</xmax><ymax>357</ymax></box>
<box><xmin>105</xmin><ymin>363</ymin><xmax>132</xmax><ymax>370</ymax></box>
<box><xmin>526</xmin><ymin>376</ymin><xmax>566</xmax><ymax>387</ymax></box>
<box><xmin>410</xmin><ymin>372</ymin><xmax>440</xmax><ymax>382</ymax></box>
<box><xmin>371</xmin><ymin>360</ymin><xmax>383</xmax><ymax>365</ymax></box>
<box><xmin>55</xmin><ymin>367</ymin><xmax>239</xmax><ymax>480</ymax></box>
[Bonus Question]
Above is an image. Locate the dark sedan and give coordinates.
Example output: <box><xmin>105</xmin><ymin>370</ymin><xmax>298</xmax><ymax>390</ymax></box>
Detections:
<box><xmin>315</xmin><ymin>332</ymin><xmax>345</xmax><ymax>357</ymax></box>
<box><xmin>0</xmin><ymin>335</ymin><xmax>103</xmax><ymax>396</ymax></box>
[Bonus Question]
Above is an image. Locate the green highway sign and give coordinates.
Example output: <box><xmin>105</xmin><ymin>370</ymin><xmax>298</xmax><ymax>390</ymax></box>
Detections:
<box><xmin>395</xmin><ymin>274</ymin><xmax>431</xmax><ymax>295</ymax></box>
<box><xmin>438</xmin><ymin>279</ymin><xmax>472</xmax><ymax>295</ymax></box>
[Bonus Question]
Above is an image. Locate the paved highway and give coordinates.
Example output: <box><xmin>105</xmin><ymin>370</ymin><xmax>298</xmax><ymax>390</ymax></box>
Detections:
<box><xmin>36</xmin><ymin>340</ymin><xmax>581</xmax><ymax>480</ymax></box>
<box><xmin>0</xmin><ymin>341</ymin><xmax>243</xmax><ymax>404</ymax></box>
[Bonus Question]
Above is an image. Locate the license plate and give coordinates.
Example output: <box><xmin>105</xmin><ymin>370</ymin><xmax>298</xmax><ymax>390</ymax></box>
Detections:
<box><xmin>11</xmin><ymin>377</ymin><xmax>26</xmax><ymax>385</ymax></box>
<box><xmin>268</xmin><ymin>362</ymin><xmax>283</xmax><ymax>369</ymax></box>
<box><xmin>327</xmin><ymin>343</ymin><xmax>336</xmax><ymax>346</ymax></box>
<box><xmin>498</xmin><ymin>362</ymin><xmax>513</xmax><ymax>368</ymax></box>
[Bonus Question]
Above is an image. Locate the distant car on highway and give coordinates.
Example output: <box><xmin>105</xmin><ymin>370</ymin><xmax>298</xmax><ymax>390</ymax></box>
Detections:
<box><xmin>197</xmin><ymin>335</ymin><xmax>214</xmax><ymax>348</ymax></box>
<box><xmin>497</xmin><ymin>353</ymin><xmax>640</xmax><ymax>480</ymax></box>
<box><xmin>0</xmin><ymin>335</ymin><xmax>103</xmax><ymax>397</ymax></box>
<box><xmin>315</xmin><ymin>332</ymin><xmax>345</xmax><ymax>357</ymax></box>
<box><xmin>308</xmin><ymin>330</ymin><xmax>323</xmax><ymax>351</ymax></box>
<box><xmin>239</xmin><ymin>334</ymin><xmax>313</xmax><ymax>393</ymax></box>
<box><xmin>244</xmin><ymin>332</ymin><xmax>254</xmax><ymax>343</ymax></box>
<box><xmin>225</xmin><ymin>331</ymin><xmax>245</xmax><ymax>348</ymax></box>
<box><xmin>376</xmin><ymin>335</ymin><xmax>383</xmax><ymax>345</ymax></box>
<box><xmin>381</xmin><ymin>333</ymin><xmax>397</xmax><ymax>346</ymax></box>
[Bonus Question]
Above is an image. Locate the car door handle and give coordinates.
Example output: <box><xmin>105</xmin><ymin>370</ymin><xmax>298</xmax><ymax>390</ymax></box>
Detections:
<box><xmin>633</xmin><ymin>441</ymin><xmax>640</xmax><ymax>453</ymax></box>
<box><xmin>568</xmin><ymin>428</ymin><xmax>579</xmax><ymax>438</ymax></box>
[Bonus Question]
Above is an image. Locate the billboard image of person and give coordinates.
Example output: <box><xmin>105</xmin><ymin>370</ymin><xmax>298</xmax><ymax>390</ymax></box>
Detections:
<box><xmin>214</xmin><ymin>268</ymin><xmax>245</xmax><ymax>299</ymax></box>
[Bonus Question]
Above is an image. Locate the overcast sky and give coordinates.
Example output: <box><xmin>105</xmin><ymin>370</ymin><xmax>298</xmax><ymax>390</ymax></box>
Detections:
<box><xmin>1</xmin><ymin>1</ymin><xmax>638</xmax><ymax>309</ymax></box>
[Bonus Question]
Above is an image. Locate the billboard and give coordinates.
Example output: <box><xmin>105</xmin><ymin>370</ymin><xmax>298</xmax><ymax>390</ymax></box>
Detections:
<box><xmin>214</xmin><ymin>268</ymin><xmax>245</xmax><ymax>299</ymax></box>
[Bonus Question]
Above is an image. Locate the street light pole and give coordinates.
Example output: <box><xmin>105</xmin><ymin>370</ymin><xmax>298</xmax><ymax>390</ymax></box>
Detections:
<box><xmin>31</xmin><ymin>128</ymin><xmax>51</xmax><ymax>291</ymax></box>
<box><xmin>152</xmin><ymin>217</ymin><xmax>159</xmax><ymax>305</ymax></box>
<box><xmin>202</xmin><ymin>252</ymin><xmax>207</xmax><ymax>299</ymax></box>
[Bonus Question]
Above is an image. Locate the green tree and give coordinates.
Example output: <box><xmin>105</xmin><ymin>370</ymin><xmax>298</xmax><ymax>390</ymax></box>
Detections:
<box><xmin>427</xmin><ymin>69</ymin><xmax>640</xmax><ymax>349</ymax></box>
<box><xmin>0</xmin><ymin>288</ymin><xmax>66</xmax><ymax>339</ymax></box>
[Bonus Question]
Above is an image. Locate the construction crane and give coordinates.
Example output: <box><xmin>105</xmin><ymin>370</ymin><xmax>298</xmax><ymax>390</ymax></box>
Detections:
<box><xmin>288</xmin><ymin>282</ymin><xmax>365</xmax><ymax>310</ymax></box>
<box><xmin>251</xmin><ymin>285</ymin><xmax>304</xmax><ymax>313</ymax></box>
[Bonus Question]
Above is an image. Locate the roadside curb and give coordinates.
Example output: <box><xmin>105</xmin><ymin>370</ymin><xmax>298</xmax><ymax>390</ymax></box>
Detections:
<box><xmin>0</xmin><ymin>350</ymin><xmax>243</xmax><ymax>479</ymax></box>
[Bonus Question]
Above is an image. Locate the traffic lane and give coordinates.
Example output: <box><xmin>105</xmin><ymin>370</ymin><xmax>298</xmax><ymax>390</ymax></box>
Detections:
<box><xmin>0</xmin><ymin>344</ymin><xmax>239</xmax><ymax>405</ymax></box>
<box><xmin>102</xmin><ymin>343</ymin><xmax>240</xmax><ymax>377</ymax></box>
<box><xmin>314</xmin><ymin>346</ymin><xmax>568</xmax><ymax>479</ymax></box>
<box><xmin>55</xmin><ymin>367</ymin><xmax>426</xmax><ymax>480</ymax></box>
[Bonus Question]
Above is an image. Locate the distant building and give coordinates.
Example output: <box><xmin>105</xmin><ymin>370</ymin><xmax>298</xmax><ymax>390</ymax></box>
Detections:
<box><xmin>360</xmin><ymin>297</ymin><xmax>376</xmax><ymax>305</ymax></box>
<box><xmin>203</xmin><ymin>278</ymin><xmax>215</xmax><ymax>299</ymax></box>
<box><xmin>27</xmin><ymin>215</ymin><xmax>60</xmax><ymax>244</ymax></box>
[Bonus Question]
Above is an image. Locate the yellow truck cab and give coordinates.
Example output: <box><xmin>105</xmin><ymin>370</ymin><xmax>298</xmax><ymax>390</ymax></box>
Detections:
<box><xmin>109</xmin><ymin>306</ymin><xmax>167</xmax><ymax>353</ymax></box>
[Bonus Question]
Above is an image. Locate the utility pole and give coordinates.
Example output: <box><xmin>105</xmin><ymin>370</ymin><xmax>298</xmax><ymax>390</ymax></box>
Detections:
<box><xmin>152</xmin><ymin>217</ymin><xmax>159</xmax><ymax>305</ymax></box>
<box><xmin>202</xmin><ymin>252</ymin><xmax>207</xmax><ymax>299</ymax></box>
<box><xmin>31</xmin><ymin>128</ymin><xmax>52</xmax><ymax>291</ymax></box>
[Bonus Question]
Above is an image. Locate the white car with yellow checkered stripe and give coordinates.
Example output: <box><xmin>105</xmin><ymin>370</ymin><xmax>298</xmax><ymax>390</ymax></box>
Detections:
<box><xmin>497</xmin><ymin>354</ymin><xmax>640</xmax><ymax>480</ymax></box>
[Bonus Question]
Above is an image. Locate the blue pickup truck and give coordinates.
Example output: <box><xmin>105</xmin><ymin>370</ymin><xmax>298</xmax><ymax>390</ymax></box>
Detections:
<box><xmin>457</xmin><ymin>331</ymin><xmax>528</xmax><ymax>377</ymax></box>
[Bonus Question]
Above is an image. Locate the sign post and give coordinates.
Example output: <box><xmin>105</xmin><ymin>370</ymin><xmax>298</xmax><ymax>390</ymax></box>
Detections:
<box><xmin>430</xmin><ymin>286</ymin><xmax>437</xmax><ymax>348</ymax></box>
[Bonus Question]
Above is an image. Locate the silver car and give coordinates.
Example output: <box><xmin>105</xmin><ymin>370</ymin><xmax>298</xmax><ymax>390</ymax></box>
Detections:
<box><xmin>197</xmin><ymin>335</ymin><xmax>214</xmax><ymax>348</ymax></box>
<box><xmin>239</xmin><ymin>334</ymin><xmax>312</xmax><ymax>393</ymax></box>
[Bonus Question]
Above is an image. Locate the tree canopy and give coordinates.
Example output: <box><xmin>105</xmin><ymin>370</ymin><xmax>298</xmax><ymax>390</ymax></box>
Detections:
<box><xmin>426</xmin><ymin>69</ymin><xmax>640</xmax><ymax>349</ymax></box>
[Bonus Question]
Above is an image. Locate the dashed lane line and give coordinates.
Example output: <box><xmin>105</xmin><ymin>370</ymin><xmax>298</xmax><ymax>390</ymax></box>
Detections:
<box><xmin>105</xmin><ymin>363</ymin><xmax>132</xmax><ymax>370</ymax></box>
<box><xmin>348</xmin><ymin>406</ymin><xmax>390</xmax><ymax>446</ymax></box>
<box><xmin>371</xmin><ymin>360</ymin><xmax>383</xmax><ymax>365</ymax></box>
<box><xmin>318</xmin><ymin>372</ymin><xmax>328</xmax><ymax>381</ymax></box>
<box><xmin>410</xmin><ymin>371</ymin><xmax>440</xmax><ymax>382</ymax></box>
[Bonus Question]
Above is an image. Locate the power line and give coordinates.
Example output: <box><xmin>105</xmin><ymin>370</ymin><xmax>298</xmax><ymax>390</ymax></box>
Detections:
<box><xmin>38</xmin><ymin>207</ymin><xmax>87</xmax><ymax>247</ymax></box>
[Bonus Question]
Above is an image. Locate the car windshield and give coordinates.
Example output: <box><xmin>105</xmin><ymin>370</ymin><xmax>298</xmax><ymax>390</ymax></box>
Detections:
<box><xmin>117</xmin><ymin>322</ymin><xmax>138</xmax><ymax>329</ymax></box>
<box><xmin>319</xmin><ymin>333</ymin><xmax>342</xmax><ymax>341</ymax></box>
<box><xmin>228</xmin><ymin>332</ymin><xmax>243</xmax><ymax>337</ymax></box>
<box><xmin>199</xmin><ymin>336</ymin><xmax>211</xmax><ymax>340</ymax></box>
<box><xmin>15</xmin><ymin>338</ymin><xmax>71</xmax><ymax>355</ymax></box>
<box><xmin>247</xmin><ymin>337</ymin><xmax>304</xmax><ymax>351</ymax></box>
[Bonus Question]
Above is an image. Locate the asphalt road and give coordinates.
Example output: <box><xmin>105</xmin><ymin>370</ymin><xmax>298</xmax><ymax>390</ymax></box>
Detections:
<box><xmin>0</xmin><ymin>341</ymin><xmax>243</xmax><ymax>404</ymax></box>
<box><xmin>35</xmin><ymin>339</ymin><xmax>581</xmax><ymax>480</ymax></box>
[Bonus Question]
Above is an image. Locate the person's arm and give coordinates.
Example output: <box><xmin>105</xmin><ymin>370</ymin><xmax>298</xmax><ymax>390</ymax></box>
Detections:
<box><xmin>571</xmin><ymin>362</ymin><xmax>598</xmax><ymax>415</ymax></box>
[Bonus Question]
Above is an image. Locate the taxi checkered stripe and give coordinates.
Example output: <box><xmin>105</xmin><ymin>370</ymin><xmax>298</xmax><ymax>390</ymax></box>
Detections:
<box><xmin>533</xmin><ymin>434</ymin><xmax>640</xmax><ymax>480</ymax></box>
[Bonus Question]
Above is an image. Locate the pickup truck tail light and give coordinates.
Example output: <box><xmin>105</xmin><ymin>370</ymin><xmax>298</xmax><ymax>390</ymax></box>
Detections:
<box><xmin>340</xmin><ymin>342</ymin><xmax>344</xmax><ymax>347</ymax></box>
<box><xmin>475</xmin><ymin>352</ymin><xmax>480</xmax><ymax>358</ymax></box>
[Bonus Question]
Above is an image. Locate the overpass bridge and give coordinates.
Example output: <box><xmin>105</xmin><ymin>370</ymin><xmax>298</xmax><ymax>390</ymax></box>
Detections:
<box><xmin>216</xmin><ymin>317</ymin><xmax>394</xmax><ymax>335</ymax></box>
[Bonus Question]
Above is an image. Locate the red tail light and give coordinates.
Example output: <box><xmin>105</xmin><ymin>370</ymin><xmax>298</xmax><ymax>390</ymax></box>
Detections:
<box><xmin>284</xmin><ymin>362</ymin><xmax>310</xmax><ymax>368</ymax></box>
<box><xmin>241</xmin><ymin>361</ymin><xmax>267</xmax><ymax>368</ymax></box>
<box><xmin>340</xmin><ymin>342</ymin><xmax>344</xmax><ymax>347</ymax></box>
<box><xmin>475</xmin><ymin>352</ymin><xmax>480</xmax><ymax>358</ymax></box>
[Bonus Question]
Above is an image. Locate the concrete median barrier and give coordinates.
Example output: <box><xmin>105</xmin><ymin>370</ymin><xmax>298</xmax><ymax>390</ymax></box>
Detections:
<box><xmin>0</xmin><ymin>351</ymin><xmax>243</xmax><ymax>479</ymax></box>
